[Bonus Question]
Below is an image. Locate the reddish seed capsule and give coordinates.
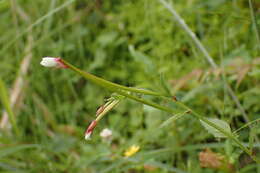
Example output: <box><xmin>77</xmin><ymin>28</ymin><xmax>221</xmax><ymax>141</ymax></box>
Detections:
<box><xmin>84</xmin><ymin>120</ymin><xmax>97</xmax><ymax>140</ymax></box>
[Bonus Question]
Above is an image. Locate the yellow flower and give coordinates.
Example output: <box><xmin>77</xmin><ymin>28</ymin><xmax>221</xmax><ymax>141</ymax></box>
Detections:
<box><xmin>124</xmin><ymin>145</ymin><xmax>140</xmax><ymax>157</ymax></box>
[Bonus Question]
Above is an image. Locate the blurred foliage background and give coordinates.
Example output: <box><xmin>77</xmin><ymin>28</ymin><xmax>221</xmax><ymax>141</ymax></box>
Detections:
<box><xmin>0</xmin><ymin>0</ymin><xmax>260</xmax><ymax>172</ymax></box>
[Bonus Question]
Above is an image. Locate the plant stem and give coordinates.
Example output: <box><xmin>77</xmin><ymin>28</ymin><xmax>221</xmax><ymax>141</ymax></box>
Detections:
<box><xmin>62</xmin><ymin>59</ymin><xmax>259</xmax><ymax>163</ymax></box>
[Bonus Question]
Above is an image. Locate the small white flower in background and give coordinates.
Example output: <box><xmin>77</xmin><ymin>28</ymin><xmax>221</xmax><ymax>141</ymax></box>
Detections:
<box><xmin>40</xmin><ymin>57</ymin><xmax>67</xmax><ymax>68</ymax></box>
<box><xmin>100</xmin><ymin>128</ymin><xmax>112</xmax><ymax>140</ymax></box>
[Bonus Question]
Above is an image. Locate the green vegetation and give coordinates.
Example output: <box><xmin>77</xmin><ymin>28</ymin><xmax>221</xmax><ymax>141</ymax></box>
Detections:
<box><xmin>0</xmin><ymin>0</ymin><xmax>260</xmax><ymax>172</ymax></box>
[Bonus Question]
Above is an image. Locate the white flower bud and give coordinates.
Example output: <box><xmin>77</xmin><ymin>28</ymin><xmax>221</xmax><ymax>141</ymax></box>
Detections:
<box><xmin>40</xmin><ymin>57</ymin><xmax>59</xmax><ymax>67</ymax></box>
<box><xmin>40</xmin><ymin>57</ymin><xmax>67</xmax><ymax>68</ymax></box>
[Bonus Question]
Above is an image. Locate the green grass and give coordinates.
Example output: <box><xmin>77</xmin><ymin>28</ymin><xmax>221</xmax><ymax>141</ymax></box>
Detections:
<box><xmin>0</xmin><ymin>0</ymin><xmax>260</xmax><ymax>172</ymax></box>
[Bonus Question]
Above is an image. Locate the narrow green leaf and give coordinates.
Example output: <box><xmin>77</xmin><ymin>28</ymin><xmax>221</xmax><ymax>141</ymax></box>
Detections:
<box><xmin>233</xmin><ymin>118</ymin><xmax>260</xmax><ymax>134</ymax></box>
<box><xmin>160</xmin><ymin>111</ymin><xmax>188</xmax><ymax>128</ymax></box>
<box><xmin>0</xmin><ymin>78</ymin><xmax>19</xmax><ymax>135</ymax></box>
<box><xmin>200</xmin><ymin>118</ymin><xmax>231</xmax><ymax>138</ymax></box>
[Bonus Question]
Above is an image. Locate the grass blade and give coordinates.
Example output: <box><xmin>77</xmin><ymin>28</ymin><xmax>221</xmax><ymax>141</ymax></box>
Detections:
<box><xmin>0</xmin><ymin>78</ymin><xmax>19</xmax><ymax>135</ymax></box>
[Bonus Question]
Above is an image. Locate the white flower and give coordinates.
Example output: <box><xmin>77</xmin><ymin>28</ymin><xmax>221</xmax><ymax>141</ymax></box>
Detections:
<box><xmin>40</xmin><ymin>57</ymin><xmax>59</xmax><ymax>67</ymax></box>
<box><xmin>40</xmin><ymin>57</ymin><xmax>67</xmax><ymax>68</ymax></box>
<box><xmin>100</xmin><ymin>128</ymin><xmax>112</xmax><ymax>139</ymax></box>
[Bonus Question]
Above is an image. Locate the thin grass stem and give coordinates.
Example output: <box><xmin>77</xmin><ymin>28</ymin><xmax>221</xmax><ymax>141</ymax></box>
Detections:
<box><xmin>0</xmin><ymin>79</ymin><xmax>19</xmax><ymax>136</ymax></box>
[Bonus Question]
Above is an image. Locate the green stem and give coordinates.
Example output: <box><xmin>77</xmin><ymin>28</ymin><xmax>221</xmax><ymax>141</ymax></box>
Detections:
<box><xmin>115</xmin><ymin>89</ymin><xmax>179</xmax><ymax>115</ymax></box>
<box><xmin>61</xmin><ymin>59</ymin><xmax>259</xmax><ymax>163</ymax></box>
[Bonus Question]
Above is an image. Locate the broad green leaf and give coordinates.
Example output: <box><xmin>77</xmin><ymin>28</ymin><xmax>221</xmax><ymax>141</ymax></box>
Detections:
<box><xmin>200</xmin><ymin>118</ymin><xmax>231</xmax><ymax>138</ymax></box>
